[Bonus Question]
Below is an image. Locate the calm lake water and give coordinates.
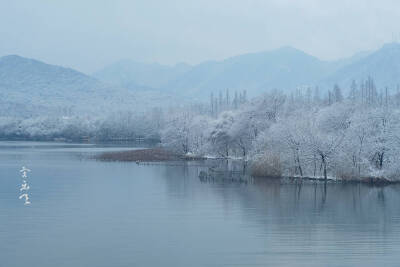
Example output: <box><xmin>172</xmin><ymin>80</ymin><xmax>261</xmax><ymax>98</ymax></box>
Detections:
<box><xmin>1</xmin><ymin>141</ymin><xmax>400</xmax><ymax>266</ymax></box>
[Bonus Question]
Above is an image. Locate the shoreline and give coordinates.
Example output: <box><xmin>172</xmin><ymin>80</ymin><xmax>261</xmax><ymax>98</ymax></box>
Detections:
<box><xmin>95</xmin><ymin>148</ymin><xmax>204</xmax><ymax>162</ymax></box>
<box><xmin>250</xmin><ymin>175</ymin><xmax>400</xmax><ymax>185</ymax></box>
<box><xmin>96</xmin><ymin>148</ymin><xmax>400</xmax><ymax>185</ymax></box>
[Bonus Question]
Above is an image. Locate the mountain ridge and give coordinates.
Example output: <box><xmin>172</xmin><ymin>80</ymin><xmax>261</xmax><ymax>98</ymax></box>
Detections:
<box><xmin>320</xmin><ymin>43</ymin><xmax>400</xmax><ymax>90</ymax></box>
<box><xmin>2</xmin><ymin>42</ymin><xmax>400</xmax><ymax>117</ymax></box>
<box><xmin>94</xmin><ymin>44</ymin><xmax>397</xmax><ymax>97</ymax></box>
<box><xmin>0</xmin><ymin>54</ymin><xmax>184</xmax><ymax>116</ymax></box>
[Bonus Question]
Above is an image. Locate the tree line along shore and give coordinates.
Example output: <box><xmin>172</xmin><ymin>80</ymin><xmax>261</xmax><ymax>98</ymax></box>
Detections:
<box><xmin>3</xmin><ymin>78</ymin><xmax>400</xmax><ymax>183</ymax></box>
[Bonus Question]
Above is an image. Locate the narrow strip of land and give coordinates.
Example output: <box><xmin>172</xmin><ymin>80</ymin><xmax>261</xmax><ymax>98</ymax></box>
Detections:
<box><xmin>96</xmin><ymin>148</ymin><xmax>201</xmax><ymax>162</ymax></box>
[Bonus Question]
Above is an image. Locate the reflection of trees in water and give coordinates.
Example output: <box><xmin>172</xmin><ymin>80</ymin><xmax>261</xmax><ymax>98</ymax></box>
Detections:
<box><xmin>160</xmin><ymin>160</ymin><xmax>400</xmax><ymax>230</ymax></box>
<box><xmin>196</xmin><ymin>161</ymin><xmax>397</xmax><ymax>218</ymax></box>
<box><xmin>255</xmin><ymin>183</ymin><xmax>394</xmax><ymax>236</ymax></box>
<box><xmin>377</xmin><ymin>188</ymin><xmax>385</xmax><ymax>204</ymax></box>
<box><xmin>225</xmin><ymin>173</ymin><xmax>398</xmax><ymax>225</ymax></box>
<box><xmin>198</xmin><ymin>170</ymin><xmax>252</xmax><ymax>185</ymax></box>
<box><xmin>198</xmin><ymin>159</ymin><xmax>251</xmax><ymax>184</ymax></box>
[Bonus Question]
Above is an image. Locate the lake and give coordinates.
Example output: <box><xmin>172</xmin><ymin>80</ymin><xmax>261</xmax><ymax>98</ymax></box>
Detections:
<box><xmin>1</xmin><ymin>141</ymin><xmax>400</xmax><ymax>266</ymax></box>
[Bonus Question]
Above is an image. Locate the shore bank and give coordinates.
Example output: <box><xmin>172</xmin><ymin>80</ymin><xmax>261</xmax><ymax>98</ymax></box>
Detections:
<box><xmin>96</xmin><ymin>148</ymin><xmax>400</xmax><ymax>185</ymax></box>
<box><xmin>95</xmin><ymin>148</ymin><xmax>204</xmax><ymax>162</ymax></box>
<box><xmin>249</xmin><ymin>175</ymin><xmax>400</xmax><ymax>185</ymax></box>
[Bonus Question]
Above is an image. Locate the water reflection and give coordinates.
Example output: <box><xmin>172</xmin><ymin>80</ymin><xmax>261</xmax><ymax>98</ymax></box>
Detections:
<box><xmin>156</xmin><ymin>160</ymin><xmax>400</xmax><ymax>266</ymax></box>
<box><xmin>196</xmin><ymin>164</ymin><xmax>399</xmax><ymax>223</ymax></box>
<box><xmin>1</xmin><ymin>143</ymin><xmax>400</xmax><ymax>267</ymax></box>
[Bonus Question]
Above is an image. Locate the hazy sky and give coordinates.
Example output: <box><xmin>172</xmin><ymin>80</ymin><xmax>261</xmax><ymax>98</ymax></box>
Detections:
<box><xmin>1</xmin><ymin>0</ymin><xmax>400</xmax><ymax>73</ymax></box>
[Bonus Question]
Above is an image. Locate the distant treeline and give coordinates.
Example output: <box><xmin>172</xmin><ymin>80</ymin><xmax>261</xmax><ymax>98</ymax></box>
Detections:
<box><xmin>0</xmin><ymin>111</ymin><xmax>162</xmax><ymax>142</ymax></box>
<box><xmin>2</xmin><ymin>77</ymin><xmax>400</xmax><ymax>181</ymax></box>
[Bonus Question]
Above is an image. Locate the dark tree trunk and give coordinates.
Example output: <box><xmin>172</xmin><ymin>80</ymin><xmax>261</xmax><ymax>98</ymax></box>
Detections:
<box><xmin>321</xmin><ymin>154</ymin><xmax>327</xmax><ymax>180</ymax></box>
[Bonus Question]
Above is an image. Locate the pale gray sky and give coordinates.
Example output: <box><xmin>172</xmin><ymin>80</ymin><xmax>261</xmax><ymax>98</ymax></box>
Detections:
<box><xmin>1</xmin><ymin>0</ymin><xmax>399</xmax><ymax>73</ymax></box>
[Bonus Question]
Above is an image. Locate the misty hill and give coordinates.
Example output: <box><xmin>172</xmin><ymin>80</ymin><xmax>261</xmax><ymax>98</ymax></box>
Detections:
<box><xmin>95</xmin><ymin>47</ymin><xmax>335</xmax><ymax>97</ymax></box>
<box><xmin>321</xmin><ymin>43</ymin><xmax>400</xmax><ymax>90</ymax></box>
<box><xmin>93</xmin><ymin>60</ymin><xmax>191</xmax><ymax>89</ymax></box>
<box><xmin>166</xmin><ymin>47</ymin><xmax>390</xmax><ymax>97</ymax></box>
<box><xmin>0</xmin><ymin>55</ymin><xmax>182</xmax><ymax>116</ymax></box>
<box><xmin>165</xmin><ymin>47</ymin><xmax>337</xmax><ymax>97</ymax></box>
<box><xmin>0</xmin><ymin>55</ymin><xmax>107</xmax><ymax>95</ymax></box>
<box><xmin>94</xmin><ymin>46</ymin><xmax>376</xmax><ymax>98</ymax></box>
<box><xmin>2</xmin><ymin>43</ymin><xmax>400</xmax><ymax>117</ymax></box>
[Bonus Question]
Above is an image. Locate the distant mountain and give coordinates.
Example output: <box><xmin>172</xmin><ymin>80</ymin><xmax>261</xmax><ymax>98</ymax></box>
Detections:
<box><xmin>95</xmin><ymin>47</ymin><xmax>335</xmax><ymax>98</ymax></box>
<box><xmin>2</xmin><ymin>43</ymin><xmax>400</xmax><ymax>117</ymax></box>
<box><xmin>0</xmin><ymin>55</ymin><xmax>106</xmax><ymax>94</ymax></box>
<box><xmin>321</xmin><ymin>43</ymin><xmax>400</xmax><ymax>90</ymax></box>
<box><xmin>94</xmin><ymin>46</ymin><xmax>376</xmax><ymax>99</ymax></box>
<box><xmin>164</xmin><ymin>44</ymin><xmax>400</xmax><ymax>97</ymax></box>
<box><xmin>0</xmin><ymin>55</ymin><xmax>105</xmax><ymax>114</ymax></box>
<box><xmin>331</xmin><ymin>50</ymin><xmax>372</xmax><ymax>70</ymax></box>
<box><xmin>165</xmin><ymin>47</ymin><xmax>337</xmax><ymax>98</ymax></box>
<box><xmin>0</xmin><ymin>55</ymin><xmax>184</xmax><ymax>117</ymax></box>
<box><xmin>93</xmin><ymin>60</ymin><xmax>191</xmax><ymax>89</ymax></box>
